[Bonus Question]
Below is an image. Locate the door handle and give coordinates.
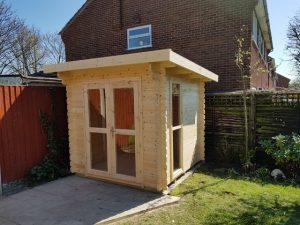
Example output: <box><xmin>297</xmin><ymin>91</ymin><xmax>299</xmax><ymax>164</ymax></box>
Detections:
<box><xmin>110</xmin><ymin>127</ymin><xmax>115</xmax><ymax>135</ymax></box>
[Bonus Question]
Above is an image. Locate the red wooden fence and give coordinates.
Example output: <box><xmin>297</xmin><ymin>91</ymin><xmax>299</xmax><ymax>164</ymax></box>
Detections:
<box><xmin>0</xmin><ymin>86</ymin><xmax>68</xmax><ymax>183</ymax></box>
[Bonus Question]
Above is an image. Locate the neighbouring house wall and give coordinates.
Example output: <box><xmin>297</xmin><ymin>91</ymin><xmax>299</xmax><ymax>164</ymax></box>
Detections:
<box><xmin>0</xmin><ymin>86</ymin><xmax>68</xmax><ymax>183</ymax></box>
<box><xmin>276</xmin><ymin>74</ymin><xmax>291</xmax><ymax>89</ymax></box>
<box><xmin>250</xmin><ymin>41</ymin><xmax>274</xmax><ymax>90</ymax></box>
<box><xmin>59</xmin><ymin>64</ymin><xmax>168</xmax><ymax>191</ymax></box>
<box><xmin>62</xmin><ymin>0</ymin><xmax>258</xmax><ymax>92</ymax></box>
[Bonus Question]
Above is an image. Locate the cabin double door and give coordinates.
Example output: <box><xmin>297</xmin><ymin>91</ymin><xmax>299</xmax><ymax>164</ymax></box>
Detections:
<box><xmin>85</xmin><ymin>80</ymin><xmax>140</xmax><ymax>183</ymax></box>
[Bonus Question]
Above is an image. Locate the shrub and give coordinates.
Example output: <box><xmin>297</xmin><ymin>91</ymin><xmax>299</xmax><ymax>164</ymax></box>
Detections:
<box><xmin>27</xmin><ymin>113</ymin><xmax>70</xmax><ymax>184</ymax></box>
<box><xmin>259</xmin><ymin>133</ymin><xmax>300</xmax><ymax>177</ymax></box>
<box><xmin>254</xmin><ymin>167</ymin><xmax>271</xmax><ymax>181</ymax></box>
<box><xmin>227</xmin><ymin>168</ymin><xmax>240</xmax><ymax>177</ymax></box>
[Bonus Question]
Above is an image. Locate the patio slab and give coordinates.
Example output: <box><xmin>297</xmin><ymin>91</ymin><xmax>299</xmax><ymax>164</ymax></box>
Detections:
<box><xmin>0</xmin><ymin>176</ymin><xmax>179</xmax><ymax>225</ymax></box>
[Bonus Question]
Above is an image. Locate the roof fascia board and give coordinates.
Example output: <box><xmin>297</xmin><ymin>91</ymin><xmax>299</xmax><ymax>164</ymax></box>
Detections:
<box><xmin>44</xmin><ymin>49</ymin><xmax>218</xmax><ymax>82</ymax></box>
<box><xmin>255</xmin><ymin>0</ymin><xmax>273</xmax><ymax>50</ymax></box>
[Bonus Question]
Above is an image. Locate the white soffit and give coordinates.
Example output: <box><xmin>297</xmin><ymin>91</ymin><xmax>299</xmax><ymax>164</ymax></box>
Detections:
<box><xmin>255</xmin><ymin>0</ymin><xmax>273</xmax><ymax>50</ymax></box>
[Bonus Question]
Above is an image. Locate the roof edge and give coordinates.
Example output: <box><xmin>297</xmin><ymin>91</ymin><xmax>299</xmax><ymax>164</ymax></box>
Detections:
<box><xmin>263</xmin><ymin>0</ymin><xmax>273</xmax><ymax>50</ymax></box>
<box><xmin>276</xmin><ymin>73</ymin><xmax>291</xmax><ymax>82</ymax></box>
<box><xmin>44</xmin><ymin>49</ymin><xmax>218</xmax><ymax>82</ymax></box>
<box><xmin>59</xmin><ymin>0</ymin><xmax>94</xmax><ymax>35</ymax></box>
<box><xmin>255</xmin><ymin>0</ymin><xmax>273</xmax><ymax>50</ymax></box>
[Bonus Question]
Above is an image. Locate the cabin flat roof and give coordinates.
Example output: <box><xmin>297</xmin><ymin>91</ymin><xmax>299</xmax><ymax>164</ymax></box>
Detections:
<box><xmin>44</xmin><ymin>49</ymin><xmax>218</xmax><ymax>82</ymax></box>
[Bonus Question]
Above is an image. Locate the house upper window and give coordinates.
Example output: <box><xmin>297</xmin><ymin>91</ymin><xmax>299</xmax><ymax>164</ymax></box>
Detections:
<box><xmin>252</xmin><ymin>12</ymin><xmax>268</xmax><ymax>62</ymax></box>
<box><xmin>127</xmin><ymin>25</ymin><xmax>152</xmax><ymax>50</ymax></box>
<box><xmin>252</xmin><ymin>12</ymin><xmax>258</xmax><ymax>41</ymax></box>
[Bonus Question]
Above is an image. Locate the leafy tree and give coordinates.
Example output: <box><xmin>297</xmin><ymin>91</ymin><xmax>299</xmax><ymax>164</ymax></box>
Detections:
<box><xmin>235</xmin><ymin>26</ymin><xmax>269</xmax><ymax>170</ymax></box>
<box><xmin>235</xmin><ymin>26</ymin><xmax>252</xmax><ymax>169</ymax></box>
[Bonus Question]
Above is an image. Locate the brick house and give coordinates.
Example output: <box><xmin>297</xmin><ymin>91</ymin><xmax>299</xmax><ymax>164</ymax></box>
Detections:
<box><xmin>60</xmin><ymin>0</ymin><xmax>273</xmax><ymax>92</ymax></box>
<box><xmin>276</xmin><ymin>73</ymin><xmax>291</xmax><ymax>89</ymax></box>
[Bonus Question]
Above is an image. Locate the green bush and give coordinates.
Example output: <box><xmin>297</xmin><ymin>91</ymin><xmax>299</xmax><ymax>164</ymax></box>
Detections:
<box><xmin>253</xmin><ymin>167</ymin><xmax>271</xmax><ymax>181</ymax></box>
<box><xmin>259</xmin><ymin>133</ymin><xmax>300</xmax><ymax>177</ymax></box>
<box><xmin>227</xmin><ymin>168</ymin><xmax>240</xmax><ymax>177</ymax></box>
<box><xmin>27</xmin><ymin>113</ymin><xmax>70</xmax><ymax>184</ymax></box>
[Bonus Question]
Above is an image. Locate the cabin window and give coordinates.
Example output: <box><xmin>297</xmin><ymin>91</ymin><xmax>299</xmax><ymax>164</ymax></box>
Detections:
<box><xmin>171</xmin><ymin>83</ymin><xmax>182</xmax><ymax>173</ymax></box>
<box><xmin>127</xmin><ymin>25</ymin><xmax>152</xmax><ymax>50</ymax></box>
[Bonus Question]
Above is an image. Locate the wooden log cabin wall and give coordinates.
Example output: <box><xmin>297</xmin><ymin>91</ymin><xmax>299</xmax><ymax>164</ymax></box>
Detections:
<box><xmin>44</xmin><ymin>49</ymin><xmax>218</xmax><ymax>192</ymax></box>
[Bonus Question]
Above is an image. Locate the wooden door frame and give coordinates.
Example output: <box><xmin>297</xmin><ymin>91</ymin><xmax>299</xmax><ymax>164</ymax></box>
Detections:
<box><xmin>83</xmin><ymin>78</ymin><xmax>142</xmax><ymax>185</ymax></box>
<box><xmin>169</xmin><ymin>81</ymin><xmax>184</xmax><ymax>181</ymax></box>
<box><xmin>84</xmin><ymin>83</ymin><xmax>112</xmax><ymax>178</ymax></box>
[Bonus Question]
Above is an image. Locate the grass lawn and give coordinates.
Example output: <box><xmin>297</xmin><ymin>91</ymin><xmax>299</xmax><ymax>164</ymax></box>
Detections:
<box><xmin>119</xmin><ymin>164</ymin><xmax>300</xmax><ymax>225</ymax></box>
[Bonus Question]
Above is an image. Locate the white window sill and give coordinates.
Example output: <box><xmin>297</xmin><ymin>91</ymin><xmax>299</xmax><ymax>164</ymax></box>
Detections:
<box><xmin>127</xmin><ymin>45</ymin><xmax>152</xmax><ymax>51</ymax></box>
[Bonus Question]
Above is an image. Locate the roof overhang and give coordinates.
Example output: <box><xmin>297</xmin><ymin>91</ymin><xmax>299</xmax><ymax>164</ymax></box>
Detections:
<box><xmin>60</xmin><ymin>0</ymin><xmax>93</xmax><ymax>35</ymax></box>
<box><xmin>44</xmin><ymin>49</ymin><xmax>218</xmax><ymax>82</ymax></box>
<box><xmin>255</xmin><ymin>0</ymin><xmax>273</xmax><ymax>50</ymax></box>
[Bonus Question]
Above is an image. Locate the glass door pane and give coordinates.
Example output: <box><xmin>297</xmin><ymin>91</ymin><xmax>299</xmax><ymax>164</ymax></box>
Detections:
<box><xmin>113</xmin><ymin>87</ymin><xmax>136</xmax><ymax>177</ymax></box>
<box><xmin>173</xmin><ymin>129</ymin><xmax>181</xmax><ymax>171</ymax></box>
<box><xmin>115</xmin><ymin>134</ymin><xmax>136</xmax><ymax>177</ymax></box>
<box><xmin>90</xmin><ymin>133</ymin><xmax>108</xmax><ymax>171</ymax></box>
<box><xmin>87</xmin><ymin>88</ymin><xmax>108</xmax><ymax>173</ymax></box>
<box><xmin>172</xmin><ymin>83</ymin><xmax>182</xmax><ymax>174</ymax></box>
<box><xmin>88</xmin><ymin>89</ymin><xmax>106</xmax><ymax>128</ymax></box>
<box><xmin>114</xmin><ymin>88</ymin><xmax>135</xmax><ymax>129</ymax></box>
<box><xmin>172</xmin><ymin>84</ymin><xmax>180</xmax><ymax>127</ymax></box>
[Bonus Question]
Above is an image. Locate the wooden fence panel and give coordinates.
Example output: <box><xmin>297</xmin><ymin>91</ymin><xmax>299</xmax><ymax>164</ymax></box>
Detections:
<box><xmin>205</xmin><ymin>91</ymin><xmax>300</xmax><ymax>164</ymax></box>
<box><xmin>255</xmin><ymin>93</ymin><xmax>300</xmax><ymax>140</ymax></box>
<box><xmin>0</xmin><ymin>86</ymin><xmax>68</xmax><ymax>183</ymax></box>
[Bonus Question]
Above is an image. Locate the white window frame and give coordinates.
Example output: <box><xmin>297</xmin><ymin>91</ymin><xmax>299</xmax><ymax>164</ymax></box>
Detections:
<box><xmin>127</xmin><ymin>25</ymin><xmax>152</xmax><ymax>50</ymax></box>
<box><xmin>252</xmin><ymin>12</ymin><xmax>268</xmax><ymax>64</ymax></box>
<box><xmin>170</xmin><ymin>82</ymin><xmax>183</xmax><ymax>180</ymax></box>
<box><xmin>252</xmin><ymin>12</ymin><xmax>258</xmax><ymax>43</ymax></box>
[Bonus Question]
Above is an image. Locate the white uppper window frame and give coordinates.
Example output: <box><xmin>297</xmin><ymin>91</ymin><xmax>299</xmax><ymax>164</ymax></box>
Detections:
<box><xmin>252</xmin><ymin>11</ymin><xmax>268</xmax><ymax>63</ymax></box>
<box><xmin>252</xmin><ymin>12</ymin><xmax>258</xmax><ymax>42</ymax></box>
<box><xmin>127</xmin><ymin>25</ymin><xmax>152</xmax><ymax>50</ymax></box>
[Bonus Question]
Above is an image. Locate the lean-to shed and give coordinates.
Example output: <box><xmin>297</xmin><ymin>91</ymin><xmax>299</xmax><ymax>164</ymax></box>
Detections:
<box><xmin>44</xmin><ymin>49</ymin><xmax>218</xmax><ymax>192</ymax></box>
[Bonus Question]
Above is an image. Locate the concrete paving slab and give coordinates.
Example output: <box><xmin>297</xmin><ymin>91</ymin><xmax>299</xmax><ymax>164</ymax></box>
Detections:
<box><xmin>0</xmin><ymin>217</ymin><xmax>16</xmax><ymax>225</ymax></box>
<box><xmin>95</xmin><ymin>195</ymin><xmax>180</xmax><ymax>224</ymax></box>
<box><xmin>0</xmin><ymin>176</ymin><xmax>180</xmax><ymax>225</ymax></box>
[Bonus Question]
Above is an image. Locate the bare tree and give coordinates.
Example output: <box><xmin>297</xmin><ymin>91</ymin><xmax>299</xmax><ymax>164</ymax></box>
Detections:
<box><xmin>43</xmin><ymin>32</ymin><xmax>65</xmax><ymax>64</ymax></box>
<box><xmin>0</xmin><ymin>1</ymin><xmax>23</xmax><ymax>74</ymax></box>
<box><xmin>287</xmin><ymin>11</ymin><xmax>300</xmax><ymax>76</ymax></box>
<box><xmin>7</xmin><ymin>26</ymin><xmax>45</xmax><ymax>75</ymax></box>
<box><xmin>0</xmin><ymin>1</ymin><xmax>64</xmax><ymax>76</ymax></box>
<box><xmin>290</xmin><ymin>77</ymin><xmax>300</xmax><ymax>90</ymax></box>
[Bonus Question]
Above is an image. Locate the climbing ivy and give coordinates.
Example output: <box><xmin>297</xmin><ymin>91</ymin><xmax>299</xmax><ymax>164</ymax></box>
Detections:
<box><xmin>27</xmin><ymin>89</ymin><xmax>70</xmax><ymax>184</ymax></box>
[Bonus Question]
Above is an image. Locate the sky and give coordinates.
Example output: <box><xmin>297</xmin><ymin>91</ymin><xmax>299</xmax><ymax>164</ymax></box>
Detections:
<box><xmin>5</xmin><ymin>0</ymin><xmax>85</xmax><ymax>33</ymax></box>
<box><xmin>267</xmin><ymin>0</ymin><xmax>300</xmax><ymax>80</ymax></box>
<box><xmin>4</xmin><ymin>0</ymin><xmax>300</xmax><ymax>81</ymax></box>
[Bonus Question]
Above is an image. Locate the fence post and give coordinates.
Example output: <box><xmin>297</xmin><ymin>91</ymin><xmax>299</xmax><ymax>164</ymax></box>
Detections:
<box><xmin>249</xmin><ymin>91</ymin><xmax>256</xmax><ymax>152</ymax></box>
<box><xmin>0</xmin><ymin>166</ymin><xmax>2</xmax><ymax>195</ymax></box>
